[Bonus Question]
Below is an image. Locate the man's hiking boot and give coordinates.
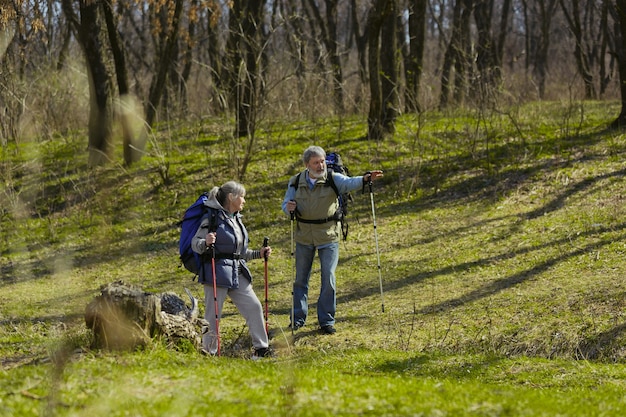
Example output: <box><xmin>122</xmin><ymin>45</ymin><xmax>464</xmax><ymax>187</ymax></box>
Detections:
<box><xmin>320</xmin><ymin>325</ymin><xmax>336</xmax><ymax>335</ymax></box>
<box><xmin>289</xmin><ymin>322</ymin><xmax>303</xmax><ymax>331</ymax></box>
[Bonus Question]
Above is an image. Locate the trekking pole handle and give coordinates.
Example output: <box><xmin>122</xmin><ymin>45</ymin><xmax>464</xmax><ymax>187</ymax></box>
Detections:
<box><xmin>362</xmin><ymin>171</ymin><xmax>373</xmax><ymax>194</ymax></box>
<box><xmin>262</xmin><ymin>237</ymin><xmax>269</xmax><ymax>260</ymax></box>
<box><xmin>205</xmin><ymin>233</ymin><xmax>217</xmax><ymax>258</ymax></box>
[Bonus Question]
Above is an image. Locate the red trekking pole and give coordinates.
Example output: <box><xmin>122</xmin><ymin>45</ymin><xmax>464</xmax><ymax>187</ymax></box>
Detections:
<box><xmin>263</xmin><ymin>237</ymin><xmax>269</xmax><ymax>335</ymax></box>
<box><xmin>211</xmin><ymin>243</ymin><xmax>221</xmax><ymax>356</ymax></box>
<box><xmin>290</xmin><ymin>211</ymin><xmax>296</xmax><ymax>336</ymax></box>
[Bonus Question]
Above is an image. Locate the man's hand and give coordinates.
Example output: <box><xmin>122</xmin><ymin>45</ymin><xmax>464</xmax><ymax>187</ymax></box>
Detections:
<box><xmin>364</xmin><ymin>170</ymin><xmax>384</xmax><ymax>183</ymax></box>
<box><xmin>286</xmin><ymin>200</ymin><xmax>297</xmax><ymax>213</ymax></box>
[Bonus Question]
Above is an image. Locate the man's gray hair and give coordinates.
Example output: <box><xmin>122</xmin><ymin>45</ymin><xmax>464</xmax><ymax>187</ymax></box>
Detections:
<box><xmin>303</xmin><ymin>146</ymin><xmax>326</xmax><ymax>164</ymax></box>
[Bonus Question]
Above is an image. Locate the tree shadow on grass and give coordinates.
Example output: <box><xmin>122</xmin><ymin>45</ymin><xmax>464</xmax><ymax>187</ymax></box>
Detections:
<box><xmin>340</xmin><ymin>152</ymin><xmax>626</xmax><ymax>308</ymax></box>
<box><xmin>338</xmin><ymin>221</ymin><xmax>626</xmax><ymax>313</ymax></box>
<box><xmin>577</xmin><ymin>322</ymin><xmax>626</xmax><ymax>360</ymax></box>
<box><xmin>523</xmin><ymin>166</ymin><xmax>626</xmax><ymax>220</ymax></box>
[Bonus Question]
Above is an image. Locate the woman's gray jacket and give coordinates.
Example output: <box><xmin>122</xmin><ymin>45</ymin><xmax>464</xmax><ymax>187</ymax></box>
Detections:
<box><xmin>191</xmin><ymin>195</ymin><xmax>260</xmax><ymax>288</ymax></box>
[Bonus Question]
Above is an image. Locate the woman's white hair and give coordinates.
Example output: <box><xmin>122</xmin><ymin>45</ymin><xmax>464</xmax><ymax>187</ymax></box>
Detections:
<box><xmin>209</xmin><ymin>181</ymin><xmax>246</xmax><ymax>207</ymax></box>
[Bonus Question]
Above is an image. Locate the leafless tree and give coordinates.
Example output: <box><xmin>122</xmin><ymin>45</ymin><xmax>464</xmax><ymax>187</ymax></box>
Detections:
<box><xmin>367</xmin><ymin>0</ymin><xmax>397</xmax><ymax>140</ymax></box>
<box><xmin>62</xmin><ymin>0</ymin><xmax>114</xmax><ymax>166</ymax></box>
<box><xmin>521</xmin><ymin>0</ymin><xmax>558</xmax><ymax>99</ymax></box>
<box><xmin>439</xmin><ymin>0</ymin><xmax>473</xmax><ymax>109</ymax></box>
<box><xmin>611</xmin><ymin>0</ymin><xmax>626</xmax><ymax>127</ymax></box>
<box><xmin>403</xmin><ymin>0</ymin><xmax>427</xmax><ymax>113</ymax></box>
<box><xmin>559</xmin><ymin>0</ymin><xmax>597</xmax><ymax>99</ymax></box>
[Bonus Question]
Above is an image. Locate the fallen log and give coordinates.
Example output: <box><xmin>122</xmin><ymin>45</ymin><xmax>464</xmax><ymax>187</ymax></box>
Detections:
<box><xmin>85</xmin><ymin>280</ymin><xmax>203</xmax><ymax>351</ymax></box>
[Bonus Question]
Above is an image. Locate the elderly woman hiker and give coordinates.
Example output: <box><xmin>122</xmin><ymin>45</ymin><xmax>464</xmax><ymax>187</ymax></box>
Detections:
<box><xmin>192</xmin><ymin>181</ymin><xmax>272</xmax><ymax>359</ymax></box>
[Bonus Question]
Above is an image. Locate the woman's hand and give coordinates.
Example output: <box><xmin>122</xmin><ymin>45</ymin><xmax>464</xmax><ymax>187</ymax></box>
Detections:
<box><xmin>261</xmin><ymin>246</ymin><xmax>272</xmax><ymax>259</ymax></box>
<box><xmin>205</xmin><ymin>232</ymin><xmax>216</xmax><ymax>246</ymax></box>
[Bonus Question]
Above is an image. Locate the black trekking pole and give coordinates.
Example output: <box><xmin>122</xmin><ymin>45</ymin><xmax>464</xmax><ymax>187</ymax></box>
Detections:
<box><xmin>263</xmin><ymin>236</ymin><xmax>270</xmax><ymax>335</ymax></box>
<box><xmin>290</xmin><ymin>210</ymin><xmax>296</xmax><ymax>336</ymax></box>
<box><xmin>210</xmin><ymin>243</ymin><xmax>221</xmax><ymax>356</ymax></box>
<box><xmin>364</xmin><ymin>173</ymin><xmax>385</xmax><ymax>313</ymax></box>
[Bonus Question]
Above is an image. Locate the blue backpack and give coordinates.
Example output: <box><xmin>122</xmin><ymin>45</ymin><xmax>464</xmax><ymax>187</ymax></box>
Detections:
<box><xmin>325</xmin><ymin>152</ymin><xmax>353</xmax><ymax>240</ymax></box>
<box><xmin>179</xmin><ymin>193</ymin><xmax>217</xmax><ymax>276</ymax></box>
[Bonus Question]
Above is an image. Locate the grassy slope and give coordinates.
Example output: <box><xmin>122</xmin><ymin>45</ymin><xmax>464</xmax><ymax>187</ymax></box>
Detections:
<box><xmin>2</xmin><ymin>101</ymin><xmax>626</xmax><ymax>416</ymax></box>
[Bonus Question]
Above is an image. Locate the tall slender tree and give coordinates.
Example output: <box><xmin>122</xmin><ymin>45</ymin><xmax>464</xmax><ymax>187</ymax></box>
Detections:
<box><xmin>62</xmin><ymin>0</ymin><xmax>114</xmax><ymax>166</ymax></box>
<box><xmin>367</xmin><ymin>0</ymin><xmax>396</xmax><ymax>140</ymax></box>
<box><xmin>439</xmin><ymin>0</ymin><xmax>473</xmax><ymax>109</ymax></box>
<box><xmin>473</xmin><ymin>0</ymin><xmax>502</xmax><ymax>103</ymax></box>
<box><xmin>145</xmin><ymin>0</ymin><xmax>184</xmax><ymax>127</ymax></box>
<box><xmin>404</xmin><ymin>0</ymin><xmax>427</xmax><ymax>113</ymax></box>
<box><xmin>611</xmin><ymin>0</ymin><xmax>626</xmax><ymax>127</ymax></box>
<box><xmin>559</xmin><ymin>0</ymin><xmax>596</xmax><ymax>99</ymax></box>
<box><xmin>305</xmin><ymin>0</ymin><xmax>344</xmax><ymax>113</ymax></box>
<box><xmin>522</xmin><ymin>0</ymin><xmax>558</xmax><ymax>99</ymax></box>
<box><xmin>102</xmin><ymin>0</ymin><xmax>140</xmax><ymax>166</ymax></box>
<box><xmin>380</xmin><ymin>0</ymin><xmax>398</xmax><ymax>132</ymax></box>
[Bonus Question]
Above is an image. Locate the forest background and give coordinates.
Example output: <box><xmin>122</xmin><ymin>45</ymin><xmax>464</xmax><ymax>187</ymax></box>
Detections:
<box><xmin>2</xmin><ymin>0</ymin><xmax>626</xmax><ymax>169</ymax></box>
<box><xmin>4</xmin><ymin>1</ymin><xmax>626</xmax><ymax>416</ymax></box>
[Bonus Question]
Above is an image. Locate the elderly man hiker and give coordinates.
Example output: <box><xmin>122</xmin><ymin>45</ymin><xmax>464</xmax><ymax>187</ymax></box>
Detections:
<box><xmin>282</xmin><ymin>145</ymin><xmax>383</xmax><ymax>334</ymax></box>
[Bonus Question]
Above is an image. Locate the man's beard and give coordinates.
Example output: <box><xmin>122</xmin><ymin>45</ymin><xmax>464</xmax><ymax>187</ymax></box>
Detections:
<box><xmin>308</xmin><ymin>167</ymin><xmax>326</xmax><ymax>179</ymax></box>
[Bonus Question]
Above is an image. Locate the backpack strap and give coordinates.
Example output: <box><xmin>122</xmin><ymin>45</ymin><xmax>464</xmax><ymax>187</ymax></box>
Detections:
<box><xmin>199</xmin><ymin>207</ymin><xmax>218</xmax><ymax>271</ymax></box>
<box><xmin>290</xmin><ymin>169</ymin><xmax>339</xmax><ymax>196</ymax></box>
<box><xmin>290</xmin><ymin>172</ymin><xmax>302</xmax><ymax>190</ymax></box>
<box><xmin>326</xmin><ymin>169</ymin><xmax>349</xmax><ymax>241</ymax></box>
<box><xmin>325</xmin><ymin>168</ymin><xmax>340</xmax><ymax>197</ymax></box>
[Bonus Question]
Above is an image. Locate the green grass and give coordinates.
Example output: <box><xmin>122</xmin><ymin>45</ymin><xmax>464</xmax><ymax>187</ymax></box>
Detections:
<box><xmin>2</xmin><ymin>347</ymin><xmax>626</xmax><ymax>416</ymax></box>
<box><xmin>2</xmin><ymin>101</ymin><xmax>626</xmax><ymax>416</ymax></box>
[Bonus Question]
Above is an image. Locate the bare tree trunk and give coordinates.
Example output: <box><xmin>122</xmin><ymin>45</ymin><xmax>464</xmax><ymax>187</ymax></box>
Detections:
<box><xmin>305</xmin><ymin>0</ymin><xmax>344</xmax><ymax>113</ymax></box>
<box><xmin>559</xmin><ymin>0</ymin><xmax>597</xmax><ymax>99</ymax></box>
<box><xmin>453</xmin><ymin>0</ymin><xmax>473</xmax><ymax>104</ymax></box>
<box><xmin>56</xmin><ymin>24</ymin><xmax>71</xmax><ymax>71</ymax></box>
<box><xmin>281</xmin><ymin>1</ymin><xmax>308</xmax><ymax>101</ymax></box>
<box><xmin>439</xmin><ymin>0</ymin><xmax>470</xmax><ymax>109</ymax></box>
<box><xmin>207</xmin><ymin>2</ymin><xmax>225</xmax><ymax>111</ymax></box>
<box><xmin>473</xmin><ymin>0</ymin><xmax>501</xmax><ymax>104</ymax></box>
<box><xmin>179</xmin><ymin>4</ymin><xmax>196</xmax><ymax>114</ymax></box>
<box><xmin>404</xmin><ymin>0</ymin><xmax>427</xmax><ymax>113</ymax></box>
<box><xmin>521</xmin><ymin>0</ymin><xmax>558</xmax><ymax>99</ymax></box>
<box><xmin>380</xmin><ymin>0</ymin><xmax>398</xmax><ymax>133</ymax></box>
<box><xmin>600</xmin><ymin>0</ymin><xmax>613</xmax><ymax>96</ymax></box>
<box><xmin>62</xmin><ymin>0</ymin><xmax>114</xmax><ymax>167</ymax></box>
<box><xmin>102</xmin><ymin>0</ymin><xmax>142</xmax><ymax>166</ymax></box>
<box><xmin>350</xmin><ymin>0</ymin><xmax>368</xmax><ymax>84</ymax></box>
<box><xmin>367</xmin><ymin>0</ymin><xmax>393</xmax><ymax>140</ymax></box>
<box><xmin>611</xmin><ymin>0</ymin><xmax>626</xmax><ymax>128</ymax></box>
<box><xmin>145</xmin><ymin>0</ymin><xmax>184</xmax><ymax>127</ymax></box>
<box><xmin>232</xmin><ymin>0</ymin><xmax>264</xmax><ymax>140</ymax></box>
<box><xmin>497</xmin><ymin>0</ymin><xmax>512</xmax><ymax>65</ymax></box>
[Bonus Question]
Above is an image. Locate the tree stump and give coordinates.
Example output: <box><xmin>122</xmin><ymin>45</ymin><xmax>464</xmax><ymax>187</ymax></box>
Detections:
<box><xmin>85</xmin><ymin>280</ymin><xmax>202</xmax><ymax>351</ymax></box>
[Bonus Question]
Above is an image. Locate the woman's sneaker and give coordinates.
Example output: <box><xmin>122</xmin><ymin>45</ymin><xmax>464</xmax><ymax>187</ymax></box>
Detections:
<box><xmin>252</xmin><ymin>347</ymin><xmax>273</xmax><ymax>360</ymax></box>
